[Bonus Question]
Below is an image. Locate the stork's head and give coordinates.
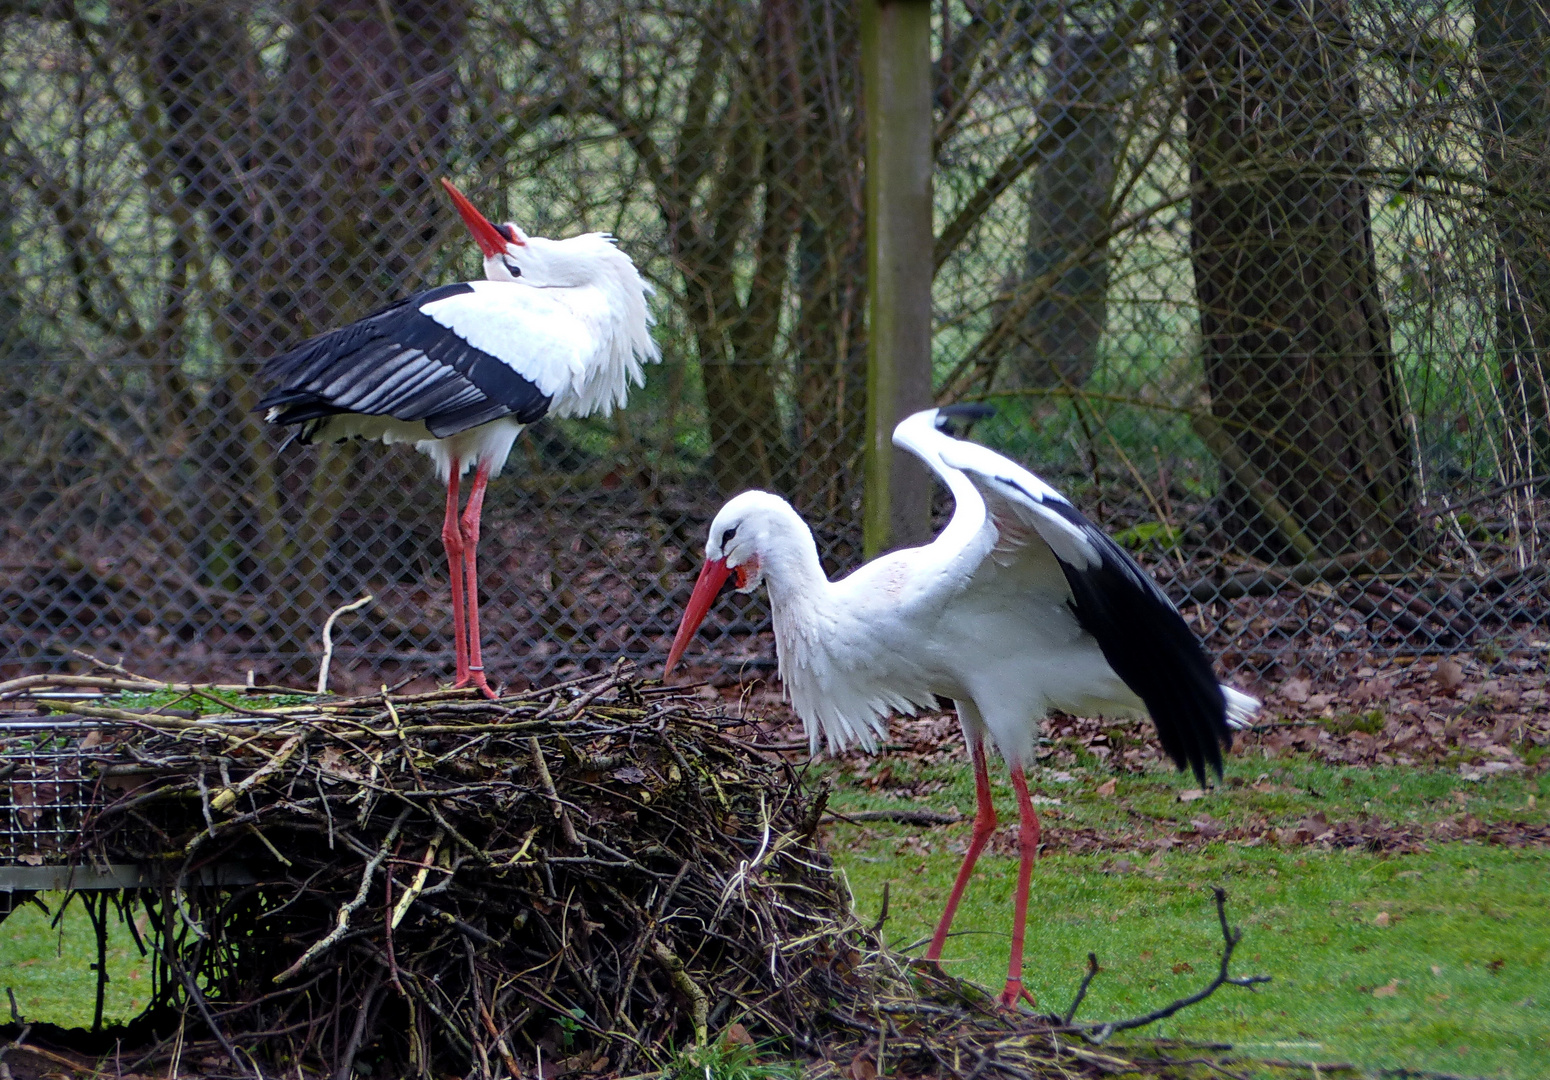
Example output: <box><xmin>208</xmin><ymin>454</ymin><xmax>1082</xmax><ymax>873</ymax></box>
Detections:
<box><xmin>664</xmin><ymin>490</ymin><xmax>808</xmax><ymax>675</ymax></box>
<box><xmin>441</xmin><ymin>177</ymin><xmax>647</xmax><ymax>294</ymax></box>
<box><xmin>932</xmin><ymin>401</ymin><xmax>995</xmax><ymax>437</ymax></box>
<box><xmin>440</xmin><ymin>178</ymin><xmax>530</xmax><ymax>283</ymax></box>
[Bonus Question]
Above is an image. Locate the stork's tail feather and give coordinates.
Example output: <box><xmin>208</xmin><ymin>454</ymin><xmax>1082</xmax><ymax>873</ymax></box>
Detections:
<box><xmin>1222</xmin><ymin>686</ymin><xmax>1261</xmax><ymax>730</ymax></box>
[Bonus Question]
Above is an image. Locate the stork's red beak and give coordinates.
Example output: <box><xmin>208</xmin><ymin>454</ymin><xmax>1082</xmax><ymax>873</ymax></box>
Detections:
<box><xmin>664</xmin><ymin>557</ymin><xmax>731</xmax><ymax>677</ymax></box>
<box><xmin>440</xmin><ymin>178</ymin><xmax>512</xmax><ymax>258</ymax></box>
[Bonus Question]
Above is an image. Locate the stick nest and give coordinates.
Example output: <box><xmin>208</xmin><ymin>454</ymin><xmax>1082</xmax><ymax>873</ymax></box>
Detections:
<box><xmin>3</xmin><ymin>661</ymin><xmax>1271</xmax><ymax>1079</ymax></box>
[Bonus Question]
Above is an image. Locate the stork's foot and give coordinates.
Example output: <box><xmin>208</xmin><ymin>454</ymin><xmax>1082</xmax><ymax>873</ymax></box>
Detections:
<box><xmin>997</xmin><ymin>979</ymin><xmax>1037</xmax><ymax>1011</ymax></box>
<box><xmin>454</xmin><ymin>669</ymin><xmax>499</xmax><ymax>700</ymax></box>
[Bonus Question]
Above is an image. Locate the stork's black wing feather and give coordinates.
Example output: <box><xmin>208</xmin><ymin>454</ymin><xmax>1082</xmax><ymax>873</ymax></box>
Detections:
<box><xmin>1035</xmin><ymin>499</ymin><xmax>1232</xmax><ymax>784</ymax></box>
<box><xmin>258</xmin><ymin>283</ymin><xmax>552</xmax><ymax>439</ymax></box>
<box><xmin>959</xmin><ymin>466</ymin><xmax>1233</xmax><ymax>785</ymax></box>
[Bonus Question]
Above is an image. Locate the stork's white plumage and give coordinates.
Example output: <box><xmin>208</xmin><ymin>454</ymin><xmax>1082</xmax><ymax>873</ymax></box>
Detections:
<box><xmin>261</xmin><ymin>179</ymin><xmax>660</xmax><ymax>697</ymax></box>
<box><xmin>665</xmin><ymin>404</ymin><xmax>1258</xmax><ymax>1007</ymax></box>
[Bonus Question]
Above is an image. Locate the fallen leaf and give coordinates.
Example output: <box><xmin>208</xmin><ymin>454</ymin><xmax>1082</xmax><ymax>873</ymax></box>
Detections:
<box><xmin>1431</xmin><ymin>965</ymin><xmax>1443</xmax><ymax>976</ymax></box>
<box><xmin>1172</xmin><ymin>961</ymin><xmax>1194</xmax><ymax>975</ymax></box>
<box><xmin>849</xmin><ymin>1053</ymin><xmax>878</xmax><ymax>1080</ymax></box>
<box><xmin>610</xmin><ymin>766</ymin><xmax>648</xmax><ymax>785</ymax></box>
<box><xmin>1280</xmin><ymin>677</ymin><xmax>1311</xmax><ymax>703</ymax></box>
<box><xmin>1374</xmin><ymin>911</ymin><xmax>1390</xmax><ymax>927</ymax></box>
<box><xmin>1178</xmin><ymin>789</ymin><xmax>1206</xmax><ymax>803</ymax></box>
<box><xmin>1351</xmin><ymin>678</ymin><xmax>1394</xmax><ymax>704</ymax></box>
<box><xmin>720</xmin><ymin>1023</ymin><xmax>754</xmax><ymax>1048</ymax></box>
<box><xmin>1435</xmin><ymin>660</ymin><xmax>1465</xmax><ymax>690</ymax></box>
<box><xmin>1096</xmin><ymin>778</ymin><xmax>1117</xmax><ymax>797</ymax></box>
<box><xmin>1487</xmin><ymin>958</ymin><xmax>1506</xmax><ymax>975</ymax></box>
<box><xmin>1373</xmin><ymin>979</ymin><xmax>1400</xmax><ymax>998</ymax></box>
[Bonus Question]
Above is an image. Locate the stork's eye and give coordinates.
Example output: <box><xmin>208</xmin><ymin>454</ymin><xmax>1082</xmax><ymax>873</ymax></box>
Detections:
<box><xmin>501</xmin><ymin>258</ymin><xmax>521</xmax><ymax>278</ymax></box>
<box><xmin>720</xmin><ymin>526</ymin><xmax>737</xmax><ymax>550</ymax></box>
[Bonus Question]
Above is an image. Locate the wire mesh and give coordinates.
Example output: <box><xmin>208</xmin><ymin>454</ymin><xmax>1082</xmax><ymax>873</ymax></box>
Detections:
<box><xmin>0</xmin><ymin>723</ymin><xmax>102</xmax><ymax>867</ymax></box>
<box><xmin>1</xmin><ymin>0</ymin><xmax>1546</xmax><ymax>694</ymax></box>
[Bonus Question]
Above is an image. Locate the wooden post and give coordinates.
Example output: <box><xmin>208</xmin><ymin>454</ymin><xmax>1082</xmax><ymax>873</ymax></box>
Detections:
<box><xmin>863</xmin><ymin>0</ymin><xmax>934</xmax><ymax>557</ymax></box>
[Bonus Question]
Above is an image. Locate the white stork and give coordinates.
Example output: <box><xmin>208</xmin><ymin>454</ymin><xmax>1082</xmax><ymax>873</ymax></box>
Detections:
<box><xmin>260</xmin><ymin>179</ymin><xmax>660</xmax><ymax>698</ymax></box>
<box><xmin>665</xmin><ymin>404</ymin><xmax>1258</xmax><ymax>1007</ymax></box>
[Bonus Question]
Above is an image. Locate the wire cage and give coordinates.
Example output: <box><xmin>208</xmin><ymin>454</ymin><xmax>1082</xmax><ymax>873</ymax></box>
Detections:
<box><xmin>0</xmin><ymin>0</ymin><xmax>1545</xmax><ymax>695</ymax></box>
<box><xmin>0</xmin><ymin>721</ymin><xmax>105</xmax><ymax>873</ymax></box>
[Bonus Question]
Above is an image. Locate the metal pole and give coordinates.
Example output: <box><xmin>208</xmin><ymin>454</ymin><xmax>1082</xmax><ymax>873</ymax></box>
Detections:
<box><xmin>863</xmin><ymin>0</ymin><xmax>935</xmax><ymax>558</ymax></box>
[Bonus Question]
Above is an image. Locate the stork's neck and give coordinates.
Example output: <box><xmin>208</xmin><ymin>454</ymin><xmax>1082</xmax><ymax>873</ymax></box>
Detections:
<box><xmin>759</xmin><ymin>516</ymin><xmax>832</xmax><ymax>618</ymax></box>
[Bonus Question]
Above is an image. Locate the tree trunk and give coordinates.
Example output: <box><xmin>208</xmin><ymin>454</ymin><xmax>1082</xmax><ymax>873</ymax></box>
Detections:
<box><xmin>656</xmin><ymin>5</ymin><xmax>789</xmax><ymax>496</ymax></box>
<box><xmin>782</xmin><ymin>0</ymin><xmax>868</xmax><ymax>535</ymax></box>
<box><xmin>130</xmin><ymin>0</ymin><xmax>467</xmax><ymax>674</ymax></box>
<box><xmin>1000</xmin><ymin>29</ymin><xmax>1128</xmax><ymax>392</ymax></box>
<box><xmin>1475</xmin><ymin>0</ymin><xmax>1550</xmax><ymax>496</ymax></box>
<box><xmin>1175</xmin><ymin>0</ymin><xmax>1415</xmax><ymax>560</ymax></box>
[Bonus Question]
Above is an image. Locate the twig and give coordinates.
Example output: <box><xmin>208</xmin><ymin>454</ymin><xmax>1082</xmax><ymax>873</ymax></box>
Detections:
<box><xmin>273</xmin><ymin>807</ymin><xmax>411</xmax><ymax>983</ymax></box>
<box><xmin>334</xmin><ymin>970</ymin><xmax>385</xmax><ymax>1080</ymax></box>
<box><xmin>0</xmin><ymin>1024</ymin><xmax>30</xmax><ymax>1073</ymax></box>
<box><xmin>1070</xmin><ymin>888</ymin><xmax>1270</xmax><ymax>1042</ymax></box>
<box><xmin>651</xmin><ymin>940</ymin><xmax>709</xmax><ymax>1047</ymax></box>
<box><xmin>318</xmin><ymin>594</ymin><xmax>375</xmax><ymax>695</ymax></box>
<box><xmin>528</xmin><ymin>735</ymin><xmax>580</xmax><ymax>846</ymax></box>
<box><xmin>870</xmin><ymin>882</ymin><xmax>891</xmax><ymax>935</ymax></box>
<box><xmin>390</xmin><ymin>831</ymin><xmax>446</xmax><ymax>930</ymax></box>
<box><xmin>174</xmin><ymin>961</ymin><xmax>256</xmax><ymax>1078</ymax></box>
<box><xmin>210</xmin><ymin>733</ymin><xmax>303</xmax><ymax>813</ymax></box>
<box><xmin>1063</xmin><ymin>952</ymin><xmax>1100</xmax><ymax>1024</ymax></box>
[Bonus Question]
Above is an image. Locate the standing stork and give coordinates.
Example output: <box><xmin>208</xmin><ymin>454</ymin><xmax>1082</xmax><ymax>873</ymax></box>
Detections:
<box><xmin>665</xmin><ymin>404</ymin><xmax>1258</xmax><ymax>1006</ymax></box>
<box><xmin>260</xmin><ymin>179</ymin><xmax>660</xmax><ymax>697</ymax></box>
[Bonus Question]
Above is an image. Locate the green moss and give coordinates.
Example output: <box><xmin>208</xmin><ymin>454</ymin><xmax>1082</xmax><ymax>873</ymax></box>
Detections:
<box><xmin>1325</xmin><ymin>710</ymin><xmax>1387</xmax><ymax>737</ymax></box>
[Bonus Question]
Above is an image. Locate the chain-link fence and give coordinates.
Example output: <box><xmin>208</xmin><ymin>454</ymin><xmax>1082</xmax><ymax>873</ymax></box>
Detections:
<box><xmin>2</xmin><ymin>0</ymin><xmax>1546</xmax><ymax>694</ymax></box>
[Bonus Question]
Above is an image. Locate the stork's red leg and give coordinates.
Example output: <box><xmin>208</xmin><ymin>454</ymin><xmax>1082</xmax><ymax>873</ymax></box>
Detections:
<box><xmin>926</xmin><ymin>734</ymin><xmax>997</xmax><ymax>964</ymax></box>
<box><xmin>441</xmin><ymin>461</ymin><xmax>469</xmax><ymax>686</ymax></box>
<box><xmin>458</xmin><ymin>459</ymin><xmax>497</xmax><ymax>699</ymax></box>
<box><xmin>1001</xmin><ymin>764</ymin><xmax>1042</xmax><ymax>1009</ymax></box>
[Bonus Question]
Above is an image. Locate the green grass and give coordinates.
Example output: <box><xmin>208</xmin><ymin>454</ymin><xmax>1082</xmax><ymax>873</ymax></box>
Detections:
<box><xmin>0</xmin><ymin>894</ymin><xmax>153</xmax><ymax>1025</ymax></box>
<box><xmin>664</xmin><ymin>1039</ymin><xmax>800</xmax><ymax>1080</ymax></box>
<box><xmin>823</xmin><ymin>750</ymin><xmax>1547</xmax><ymax>844</ymax></box>
<box><xmin>825</xmin><ymin>758</ymin><xmax>1550</xmax><ymax>1080</ymax></box>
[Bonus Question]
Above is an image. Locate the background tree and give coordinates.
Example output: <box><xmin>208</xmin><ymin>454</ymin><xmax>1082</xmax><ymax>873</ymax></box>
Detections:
<box><xmin>1174</xmin><ymin>0</ymin><xmax>1416</xmax><ymax>561</ymax></box>
<box><xmin>1000</xmin><ymin>27</ymin><xmax>1129</xmax><ymax>393</ymax></box>
<box><xmin>1475</xmin><ymin>0</ymin><xmax>1550</xmax><ymax>497</ymax></box>
<box><xmin>129</xmin><ymin>0</ymin><xmax>468</xmax><ymax>673</ymax></box>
